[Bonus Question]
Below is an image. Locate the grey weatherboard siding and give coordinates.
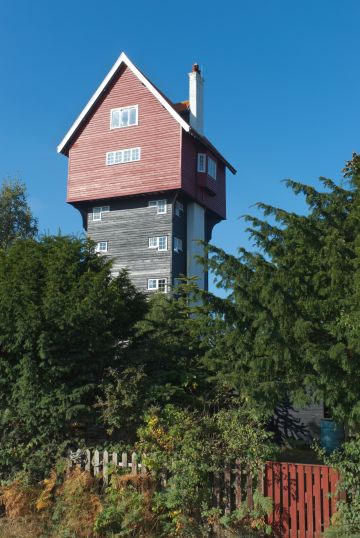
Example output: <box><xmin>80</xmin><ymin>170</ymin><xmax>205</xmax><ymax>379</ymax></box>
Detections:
<box><xmin>85</xmin><ymin>194</ymin><xmax>187</xmax><ymax>293</ymax></box>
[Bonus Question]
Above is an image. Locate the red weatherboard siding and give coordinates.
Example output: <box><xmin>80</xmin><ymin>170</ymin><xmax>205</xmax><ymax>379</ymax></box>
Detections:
<box><xmin>181</xmin><ymin>132</ymin><xmax>226</xmax><ymax>219</ymax></box>
<box><xmin>67</xmin><ymin>66</ymin><xmax>182</xmax><ymax>203</ymax></box>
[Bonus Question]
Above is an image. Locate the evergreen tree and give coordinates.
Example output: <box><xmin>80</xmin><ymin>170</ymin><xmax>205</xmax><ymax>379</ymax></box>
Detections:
<box><xmin>0</xmin><ymin>235</ymin><xmax>147</xmax><ymax>478</ymax></box>
<box><xmin>0</xmin><ymin>178</ymin><xmax>38</xmax><ymax>249</ymax></box>
<box><xmin>197</xmin><ymin>154</ymin><xmax>360</xmax><ymax>428</ymax></box>
<box><xmin>98</xmin><ymin>285</ymin><xmax>213</xmax><ymax>441</ymax></box>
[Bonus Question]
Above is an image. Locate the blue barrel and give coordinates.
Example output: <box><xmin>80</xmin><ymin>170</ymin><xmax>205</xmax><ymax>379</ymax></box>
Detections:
<box><xmin>320</xmin><ymin>419</ymin><xmax>344</xmax><ymax>454</ymax></box>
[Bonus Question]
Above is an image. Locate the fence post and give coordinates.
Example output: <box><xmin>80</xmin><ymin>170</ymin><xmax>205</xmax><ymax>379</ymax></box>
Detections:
<box><xmin>85</xmin><ymin>449</ymin><xmax>91</xmax><ymax>473</ymax></box>
<box><xmin>131</xmin><ymin>452</ymin><xmax>138</xmax><ymax>475</ymax></box>
<box><xmin>122</xmin><ymin>452</ymin><xmax>128</xmax><ymax>471</ymax></box>
<box><xmin>93</xmin><ymin>450</ymin><xmax>100</xmax><ymax>477</ymax></box>
<box><xmin>103</xmin><ymin>450</ymin><xmax>109</xmax><ymax>486</ymax></box>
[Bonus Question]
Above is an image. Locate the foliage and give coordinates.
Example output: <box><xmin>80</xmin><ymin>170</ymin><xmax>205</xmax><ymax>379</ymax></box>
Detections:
<box><xmin>98</xmin><ymin>288</ymin><xmax>212</xmax><ymax>442</ymax></box>
<box><xmin>323</xmin><ymin>435</ymin><xmax>360</xmax><ymax>537</ymax></box>
<box><xmin>193</xmin><ymin>153</ymin><xmax>360</xmax><ymax>428</ymax></box>
<box><xmin>0</xmin><ymin>235</ymin><xmax>147</xmax><ymax>480</ymax></box>
<box><xmin>0</xmin><ymin>178</ymin><xmax>38</xmax><ymax>250</ymax></box>
<box><xmin>95</xmin><ymin>405</ymin><xmax>274</xmax><ymax>537</ymax></box>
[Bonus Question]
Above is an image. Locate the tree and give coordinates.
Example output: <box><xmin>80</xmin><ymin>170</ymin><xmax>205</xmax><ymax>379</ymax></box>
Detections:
<box><xmin>195</xmin><ymin>154</ymin><xmax>360</xmax><ymax>428</ymax></box>
<box><xmin>0</xmin><ymin>178</ymin><xmax>38</xmax><ymax>249</ymax></box>
<box><xmin>98</xmin><ymin>285</ymin><xmax>214</xmax><ymax>441</ymax></box>
<box><xmin>0</xmin><ymin>235</ymin><xmax>147</xmax><ymax>478</ymax></box>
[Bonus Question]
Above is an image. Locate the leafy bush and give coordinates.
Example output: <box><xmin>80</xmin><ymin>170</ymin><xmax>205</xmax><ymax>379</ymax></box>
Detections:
<box><xmin>324</xmin><ymin>435</ymin><xmax>360</xmax><ymax>537</ymax></box>
<box><xmin>96</xmin><ymin>404</ymin><xmax>274</xmax><ymax>537</ymax></box>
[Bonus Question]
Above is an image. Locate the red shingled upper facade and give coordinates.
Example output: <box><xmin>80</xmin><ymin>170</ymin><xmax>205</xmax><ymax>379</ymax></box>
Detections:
<box><xmin>59</xmin><ymin>54</ymin><xmax>235</xmax><ymax>220</ymax></box>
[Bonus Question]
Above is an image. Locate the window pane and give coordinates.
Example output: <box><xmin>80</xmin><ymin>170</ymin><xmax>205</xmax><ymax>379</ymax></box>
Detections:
<box><xmin>93</xmin><ymin>207</ymin><xmax>101</xmax><ymax>221</ymax></box>
<box><xmin>106</xmin><ymin>152</ymin><xmax>115</xmax><ymax>165</ymax></box>
<box><xmin>148</xmin><ymin>279</ymin><xmax>157</xmax><ymax>290</ymax></box>
<box><xmin>123</xmin><ymin>150</ymin><xmax>131</xmax><ymax>162</ymax></box>
<box><xmin>208</xmin><ymin>157</ymin><xmax>217</xmax><ymax>179</ymax></box>
<box><xmin>158</xmin><ymin>279</ymin><xmax>166</xmax><ymax>292</ymax></box>
<box><xmin>149</xmin><ymin>237</ymin><xmax>158</xmax><ymax>248</ymax></box>
<box><xmin>129</xmin><ymin>107</ymin><xmax>137</xmax><ymax>125</ymax></box>
<box><xmin>121</xmin><ymin>108</ymin><xmax>129</xmax><ymax>126</ymax></box>
<box><xmin>111</xmin><ymin>110</ymin><xmax>120</xmax><ymax>128</ymax></box>
<box><xmin>148</xmin><ymin>201</ymin><xmax>157</xmax><ymax>207</ymax></box>
<box><xmin>158</xmin><ymin>237</ymin><xmax>167</xmax><ymax>251</ymax></box>
<box><xmin>157</xmin><ymin>200</ymin><xmax>166</xmax><ymax>214</ymax></box>
<box><xmin>132</xmin><ymin>148</ymin><xmax>140</xmax><ymax>161</ymax></box>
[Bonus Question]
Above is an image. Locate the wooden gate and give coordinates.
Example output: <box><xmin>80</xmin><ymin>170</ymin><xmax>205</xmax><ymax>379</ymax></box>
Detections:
<box><xmin>264</xmin><ymin>462</ymin><xmax>340</xmax><ymax>538</ymax></box>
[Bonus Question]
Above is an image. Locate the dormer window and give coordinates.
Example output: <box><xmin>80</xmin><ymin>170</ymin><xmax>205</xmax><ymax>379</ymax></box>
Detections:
<box><xmin>197</xmin><ymin>153</ymin><xmax>206</xmax><ymax>173</ymax></box>
<box><xmin>110</xmin><ymin>106</ymin><xmax>138</xmax><ymax>129</ymax></box>
<box><xmin>208</xmin><ymin>157</ymin><xmax>217</xmax><ymax>180</ymax></box>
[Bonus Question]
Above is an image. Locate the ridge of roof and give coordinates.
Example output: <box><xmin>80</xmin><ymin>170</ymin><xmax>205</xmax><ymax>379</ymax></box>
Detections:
<box><xmin>57</xmin><ymin>52</ymin><xmax>236</xmax><ymax>174</ymax></box>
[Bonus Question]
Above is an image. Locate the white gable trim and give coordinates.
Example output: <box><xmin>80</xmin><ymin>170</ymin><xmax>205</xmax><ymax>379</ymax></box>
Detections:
<box><xmin>57</xmin><ymin>52</ymin><xmax>190</xmax><ymax>154</ymax></box>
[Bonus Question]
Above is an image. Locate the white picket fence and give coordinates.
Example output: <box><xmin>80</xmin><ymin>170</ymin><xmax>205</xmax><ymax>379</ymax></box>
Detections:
<box><xmin>68</xmin><ymin>449</ymin><xmax>144</xmax><ymax>485</ymax></box>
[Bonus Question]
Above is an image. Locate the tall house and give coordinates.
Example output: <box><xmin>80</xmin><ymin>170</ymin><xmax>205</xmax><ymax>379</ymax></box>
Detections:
<box><xmin>58</xmin><ymin>53</ymin><xmax>236</xmax><ymax>293</ymax></box>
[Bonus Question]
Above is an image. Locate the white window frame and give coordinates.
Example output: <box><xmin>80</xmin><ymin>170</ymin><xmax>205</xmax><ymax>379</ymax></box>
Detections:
<box><xmin>106</xmin><ymin>147</ymin><xmax>141</xmax><ymax>166</ymax></box>
<box><xmin>175</xmin><ymin>201</ymin><xmax>184</xmax><ymax>217</ymax></box>
<box><xmin>208</xmin><ymin>156</ymin><xmax>217</xmax><ymax>180</ymax></box>
<box><xmin>148</xmin><ymin>237</ymin><xmax>158</xmax><ymax>249</ymax></box>
<box><xmin>110</xmin><ymin>105</ymin><xmax>138</xmax><ymax>129</ymax></box>
<box><xmin>92</xmin><ymin>206</ymin><xmax>110</xmax><ymax>221</ymax></box>
<box><xmin>95</xmin><ymin>241</ymin><xmax>108</xmax><ymax>253</ymax></box>
<box><xmin>197</xmin><ymin>153</ymin><xmax>207</xmax><ymax>173</ymax></box>
<box><xmin>174</xmin><ymin>237</ymin><xmax>183</xmax><ymax>252</ymax></box>
<box><xmin>147</xmin><ymin>278</ymin><xmax>167</xmax><ymax>292</ymax></box>
<box><xmin>148</xmin><ymin>199</ymin><xmax>167</xmax><ymax>214</ymax></box>
<box><xmin>158</xmin><ymin>236</ymin><xmax>168</xmax><ymax>251</ymax></box>
<box><xmin>148</xmin><ymin>236</ymin><xmax>168</xmax><ymax>251</ymax></box>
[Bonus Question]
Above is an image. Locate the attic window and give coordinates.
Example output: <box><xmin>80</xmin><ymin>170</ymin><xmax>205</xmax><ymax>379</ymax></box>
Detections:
<box><xmin>110</xmin><ymin>106</ymin><xmax>138</xmax><ymax>129</ymax></box>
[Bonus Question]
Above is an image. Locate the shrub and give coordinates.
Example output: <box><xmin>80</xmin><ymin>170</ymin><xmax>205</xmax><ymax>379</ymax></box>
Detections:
<box><xmin>324</xmin><ymin>435</ymin><xmax>360</xmax><ymax>537</ymax></box>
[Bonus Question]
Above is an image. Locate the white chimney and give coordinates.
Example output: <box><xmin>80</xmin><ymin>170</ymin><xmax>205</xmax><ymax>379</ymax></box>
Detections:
<box><xmin>188</xmin><ymin>63</ymin><xmax>204</xmax><ymax>134</ymax></box>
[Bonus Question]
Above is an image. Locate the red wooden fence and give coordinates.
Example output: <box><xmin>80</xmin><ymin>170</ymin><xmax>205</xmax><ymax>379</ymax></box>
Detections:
<box><xmin>264</xmin><ymin>462</ymin><xmax>341</xmax><ymax>538</ymax></box>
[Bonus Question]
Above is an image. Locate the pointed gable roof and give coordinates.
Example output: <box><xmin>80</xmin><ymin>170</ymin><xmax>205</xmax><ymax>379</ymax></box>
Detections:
<box><xmin>57</xmin><ymin>52</ymin><xmax>236</xmax><ymax>174</ymax></box>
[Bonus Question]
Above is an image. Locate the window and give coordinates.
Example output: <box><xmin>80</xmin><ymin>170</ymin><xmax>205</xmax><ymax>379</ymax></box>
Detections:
<box><xmin>92</xmin><ymin>206</ymin><xmax>110</xmax><ymax>221</ymax></box>
<box><xmin>208</xmin><ymin>157</ymin><xmax>217</xmax><ymax>179</ymax></box>
<box><xmin>158</xmin><ymin>236</ymin><xmax>167</xmax><ymax>251</ymax></box>
<box><xmin>106</xmin><ymin>147</ymin><xmax>141</xmax><ymax>166</ymax></box>
<box><xmin>197</xmin><ymin>153</ymin><xmax>206</xmax><ymax>173</ymax></box>
<box><xmin>174</xmin><ymin>237</ymin><xmax>183</xmax><ymax>252</ymax></box>
<box><xmin>175</xmin><ymin>201</ymin><xmax>184</xmax><ymax>217</ymax></box>
<box><xmin>110</xmin><ymin>106</ymin><xmax>138</xmax><ymax>129</ymax></box>
<box><xmin>147</xmin><ymin>278</ymin><xmax>167</xmax><ymax>292</ymax></box>
<box><xmin>148</xmin><ymin>200</ymin><xmax>167</xmax><ymax>214</ymax></box>
<box><xmin>148</xmin><ymin>236</ymin><xmax>168</xmax><ymax>251</ymax></box>
<box><xmin>148</xmin><ymin>237</ymin><xmax>158</xmax><ymax>248</ymax></box>
<box><xmin>95</xmin><ymin>241</ymin><xmax>108</xmax><ymax>253</ymax></box>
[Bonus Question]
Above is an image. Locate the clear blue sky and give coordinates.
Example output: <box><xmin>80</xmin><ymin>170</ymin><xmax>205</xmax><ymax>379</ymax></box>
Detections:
<box><xmin>1</xmin><ymin>0</ymin><xmax>359</xmax><ymax>287</ymax></box>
